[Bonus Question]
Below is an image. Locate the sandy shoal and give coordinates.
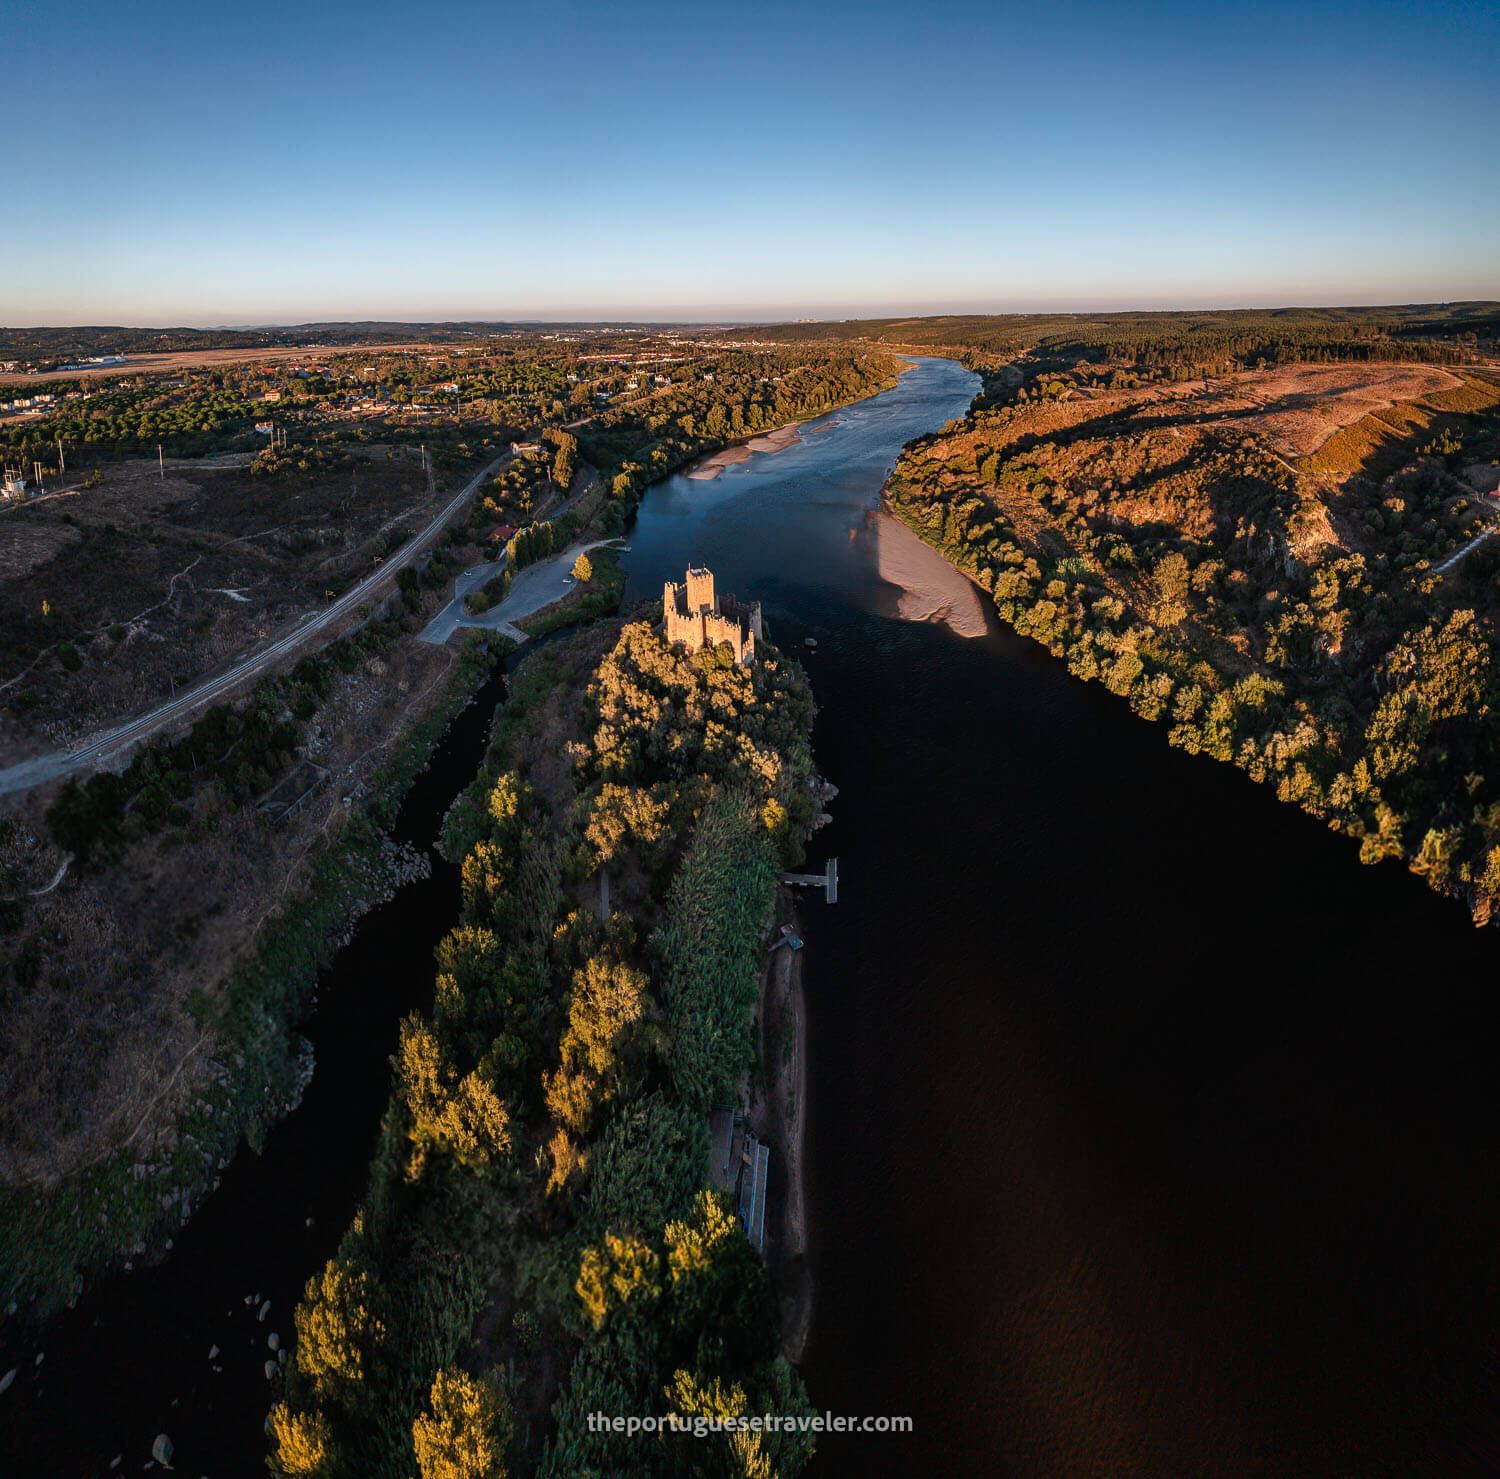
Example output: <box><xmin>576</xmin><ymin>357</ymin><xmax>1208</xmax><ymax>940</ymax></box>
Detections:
<box><xmin>870</xmin><ymin>510</ymin><xmax>989</xmax><ymax>637</ymax></box>
<box><xmin>686</xmin><ymin>422</ymin><xmax>803</xmax><ymax>480</ymax></box>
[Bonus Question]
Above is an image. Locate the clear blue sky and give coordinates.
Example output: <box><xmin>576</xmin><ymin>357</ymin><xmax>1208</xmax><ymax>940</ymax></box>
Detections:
<box><xmin>4</xmin><ymin>0</ymin><xmax>1496</xmax><ymax>324</ymax></box>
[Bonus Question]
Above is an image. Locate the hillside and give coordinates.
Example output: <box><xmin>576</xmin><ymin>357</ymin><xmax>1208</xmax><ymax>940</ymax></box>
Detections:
<box><xmin>883</xmin><ymin>348</ymin><xmax>1500</xmax><ymax>917</ymax></box>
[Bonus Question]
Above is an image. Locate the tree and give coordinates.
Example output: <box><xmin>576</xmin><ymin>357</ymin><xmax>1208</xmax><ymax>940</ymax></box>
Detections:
<box><xmin>270</xmin><ymin>1403</ymin><xmax>334</xmax><ymax>1475</ymax></box>
<box><xmin>572</xmin><ymin>552</ymin><xmax>593</xmax><ymax>584</ymax></box>
<box><xmin>584</xmin><ymin>781</ymin><xmax>671</xmax><ymax>867</ymax></box>
<box><xmin>544</xmin><ymin>952</ymin><xmax>652</xmax><ymax>1137</ymax></box>
<box><xmin>399</xmin><ymin>1016</ymin><xmax>513</xmax><ymax>1173</ymax></box>
<box><xmin>576</xmin><ymin>1232</ymin><xmax>661</xmax><ymax>1331</ymax></box>
<box><xmin>548</xmin><ymin>429</ymin><xmax>578</xmax><ymax>491</ymax></box>
<box><xmin>412</xmin><ymin>1368</ymin><xmax>514</xmax><ymax>1479</ymax></box>
<box><xmin>294</xmin><ymin>1259</ymin><xmax>382</xmax><ymax>1398</ymax></box>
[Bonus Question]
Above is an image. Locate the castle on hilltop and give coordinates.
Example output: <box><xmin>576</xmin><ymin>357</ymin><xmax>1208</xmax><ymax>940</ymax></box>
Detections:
<box><xmin>663</xmin><ymin>566</ymin><xmax>762</xmax><ymax>665</ymax></box>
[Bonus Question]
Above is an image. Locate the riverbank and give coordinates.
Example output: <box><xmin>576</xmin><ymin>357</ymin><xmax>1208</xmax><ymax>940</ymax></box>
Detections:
<box><xmin>271</xmin><ymin>617</ymin><xmax>827</xmax><ymax>1478</ymax></box>
<box><xmin>0</xmin><ymin>627</ymin><xmax>509</xmax><ymax>1319</ymax></box>
<box><xmin>864</xmin><ymin>508</ymin><xmax>989</xmax><ymax>638</ymax></box>
<box><xmin>687</xmin><ymin>422</ymin><xmax>804</xmax><ymax>479</ymax></box>
<box><xmin>878</xmin><ymin>357</ymin><xmax>1500</xmax><ymax>921</ymax></box>
<box><xmin>578</xmin><ymin>351</ymin><xmax>911</xmax><ymax>506</ymax></box>
<box><xmin>754</xmin><ymin>892</ymin><xmax>811</xmax><ymax>1361</ymax></box>
<box><xmin>684</xmin><ymin>360</ymin><xmax>919</xmax><ymax>484</ymax></box>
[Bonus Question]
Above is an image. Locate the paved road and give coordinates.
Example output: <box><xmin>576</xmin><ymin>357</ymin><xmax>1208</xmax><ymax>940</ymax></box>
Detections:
<box><xmin>419</xmin><ymin>537</ymin><xmax>624</xmax><ymax>646</ymax></box>
<box><xmin>419</xmin><ymin>558</ymin><xmax>510</xmax><ymax>645</ymax></box>
<box><xmin>418</xmin><ymin>465</ymin><xmax>607</xmax><ymax>645</ymax></box>
<box><xmin>0</xmin><ymin>450</ymin><xmax>511</xmax><ymax>797</ymax></box>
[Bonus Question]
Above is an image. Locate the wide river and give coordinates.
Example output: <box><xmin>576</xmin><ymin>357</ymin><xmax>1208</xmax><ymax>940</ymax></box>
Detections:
<box><xmin>622</xmin><ymin>356</ymin><xmax>1500</xmax><ymax>1477</ymax></box>
<box><xmin>7</xmin><ymin>356</ymin><xmax>1500</xmax><ymax>1476</ymax></box>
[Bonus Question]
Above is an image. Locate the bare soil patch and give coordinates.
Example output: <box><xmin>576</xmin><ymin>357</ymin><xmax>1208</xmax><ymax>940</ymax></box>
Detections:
<box><xmin>1199</xmin><ymin>363</ymin><xmax>1464</xmax><ymax>457</ymax></box>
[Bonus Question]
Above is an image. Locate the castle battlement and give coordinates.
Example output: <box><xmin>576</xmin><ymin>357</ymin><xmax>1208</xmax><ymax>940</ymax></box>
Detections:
<box><xmin>663</xmin><ymin>566</ymin><xmax>762</xmax><ymax>664</ymax></box>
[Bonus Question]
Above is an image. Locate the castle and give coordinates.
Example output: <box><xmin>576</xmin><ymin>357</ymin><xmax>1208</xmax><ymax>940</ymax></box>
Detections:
<box><xmin>663</xmin><ymin>566</ymin><xmax>762</xmax><ymax>665</ymax></box>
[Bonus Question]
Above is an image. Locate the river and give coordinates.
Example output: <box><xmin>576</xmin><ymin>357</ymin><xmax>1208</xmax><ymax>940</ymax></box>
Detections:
<box><xmin>620</xmin><ymin>357</ymin><xmax>1500</xmax><ymax>1477</ymax></box>
<box><xmin>7</xmin><ymin>356</ymin><xmax>1500</xmax><ymax>1476</ymax></box>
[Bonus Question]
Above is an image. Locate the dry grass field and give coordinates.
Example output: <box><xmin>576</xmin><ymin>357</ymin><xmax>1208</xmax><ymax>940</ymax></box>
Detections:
<box><xmin>0</xmin><ymin>634</ymin><xmax>459</xmax><ymax>1188</ymax></box>
<box><xmin>0</xmin><ymin>341</ymin><xmax>444</xmax><ymax>385</ymax></box>
<box><xmin>0</xmin><ymin>445</ymin><xmax>443</xmax><ymax>755</ymax></box>
<box><xmin>1081</xmin><ymin>364</ymin><xmax>1500</xmax><ymax>484</ymax></box>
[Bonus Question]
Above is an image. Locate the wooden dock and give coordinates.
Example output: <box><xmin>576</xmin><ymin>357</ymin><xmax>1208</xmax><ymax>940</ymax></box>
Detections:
<box><xmin>778</xmin><ymin>856</ymin><xmax>838</xmax><ymax>903</ymax></box>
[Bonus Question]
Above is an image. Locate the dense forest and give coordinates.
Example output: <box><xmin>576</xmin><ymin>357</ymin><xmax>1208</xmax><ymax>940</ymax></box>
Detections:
<box><xmin>575</xmin><ymin>349</ymin><xmax>905</xmax><ymax>497</ymax></box>
<box><xmin>881</xmin><ymin>332</ymin><xmax>1500</xmax><ymax>918</ymax></box>
<box><xmin>271</xmin><ymin>615</ymin><xmax>821</xmax><ymax>1477</ymax></box>
<box><xmin>748</xmin><ymin>303</ymin><xmax>1500</xmax><ymax>374</ymax></box>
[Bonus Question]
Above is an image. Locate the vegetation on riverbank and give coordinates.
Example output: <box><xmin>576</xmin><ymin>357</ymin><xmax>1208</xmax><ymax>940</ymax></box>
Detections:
<box><xmin>0</xmin><ymin>628</ymin><xmax>509</xmax><ymax>1314</ymax></box>
<box><xmin>883</xmin><ymin>339</ymin><xmax>1500</xmax><ymax>918</ymax></box>
<box><xmin>273</xmin><ymin>614</ymin><xmax>821</xmax><ymax>1478</ymax></box>
<box><xmin>577</xmin><ymin>348</ymin><xmax>906</xmax><ymax>504</ymax></box>
<box><xmin>0</xmin><ymin>334</ymin><xmax>890</xmax><ymax>1324</ymax></box>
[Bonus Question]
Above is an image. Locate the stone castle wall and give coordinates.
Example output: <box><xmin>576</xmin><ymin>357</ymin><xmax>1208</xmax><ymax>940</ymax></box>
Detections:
<box><xmin>663</xmin><ymin>567</ymin><xmax>761</xmax><ymax>664</ymax></box>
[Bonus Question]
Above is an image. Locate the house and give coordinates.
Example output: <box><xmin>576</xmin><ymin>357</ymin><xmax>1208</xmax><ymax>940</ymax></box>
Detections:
<box><xmin>511</xmin><ymin>440</ymin><xmax>543</xmax><ymax>456</ymax></box>
<box><xmin>264</xmin><ymin>390</ymin><xmax>282</xmax><ymax>402</ymax></box>
<box><xmin>255</xmin><ymin>421</ymin><xmax>274</xmax><ymax>434</ymax></box>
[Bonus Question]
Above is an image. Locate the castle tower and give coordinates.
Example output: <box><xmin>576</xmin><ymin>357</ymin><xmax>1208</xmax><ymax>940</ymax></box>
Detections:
<box><xmin>685</xmin><ymin>567</ymin><xmax>716</xmax><ymax>614</ymax></box>
<box><xmin>662</xmin><ymin>565</ymin><xmax>759</xmax><ymax>665</ymax></box>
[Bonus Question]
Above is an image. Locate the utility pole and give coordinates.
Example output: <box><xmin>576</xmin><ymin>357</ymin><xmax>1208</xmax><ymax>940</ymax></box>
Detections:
<box><xmin>158</xmin><ymin>444</ymin><xmax>164</xmax><ymax>479</ymax></box>
<box><xmin>57</xmin><ymin>436</ymin><xmax>65</xmax><ymax>474</ymax></box>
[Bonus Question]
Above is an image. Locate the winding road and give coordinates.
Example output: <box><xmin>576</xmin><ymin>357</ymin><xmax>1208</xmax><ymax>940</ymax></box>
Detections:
<box><xmin>0</xmin><ymin>450</ymin><xmax>512</xmax><ymax>798</ymax></box>
<box><xmin>1434</xmin><ymin>495</ymin><xmax>1500</xmax><ymax>575</ymax></box>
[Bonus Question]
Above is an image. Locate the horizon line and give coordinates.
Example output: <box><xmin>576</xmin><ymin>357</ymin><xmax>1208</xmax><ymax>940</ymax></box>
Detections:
<box><xmin>5</xmin><ymin>296</ymin><xmax>1500</xmax><ymax>335</ymax></box>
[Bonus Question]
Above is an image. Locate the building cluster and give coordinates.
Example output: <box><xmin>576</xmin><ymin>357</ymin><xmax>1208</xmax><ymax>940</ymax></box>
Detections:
<box><xmin>56</xmin><ymin>354</ymin><xmax>127</xmax><ymax>371</ymax></box>
<box><xmin>662</xmin><ymin>566</ymin><xmax>761</xmax><ymax>665</ymax></box>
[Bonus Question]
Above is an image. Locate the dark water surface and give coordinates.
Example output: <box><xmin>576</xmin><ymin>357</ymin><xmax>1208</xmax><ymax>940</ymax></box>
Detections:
<box><xmin>620</xmin><ymin>358</ymin><xmax>1500</xmax><ymax>1478</ymax></box>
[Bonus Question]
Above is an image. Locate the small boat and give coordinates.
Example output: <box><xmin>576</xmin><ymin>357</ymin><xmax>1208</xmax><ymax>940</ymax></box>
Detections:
<box><xmin>803</xmin><ymin>637</ymin><xmax>818</xmax><ymax>650</ymax></box>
